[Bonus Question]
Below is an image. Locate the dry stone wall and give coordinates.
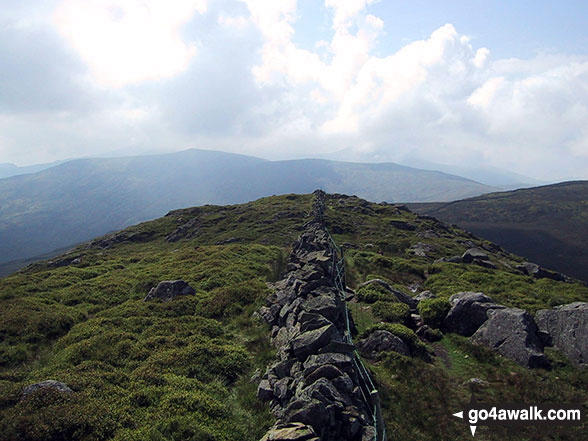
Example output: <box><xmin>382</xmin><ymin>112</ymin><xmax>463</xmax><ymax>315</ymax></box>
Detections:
<box><xmin>257</xmin><ymin>191</ymin><xmax>382</xmax><ymax>441</ymax></box>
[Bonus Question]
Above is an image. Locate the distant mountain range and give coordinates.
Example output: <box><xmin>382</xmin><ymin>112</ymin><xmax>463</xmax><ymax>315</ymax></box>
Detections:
<box><xmin>0</xmin><ymin>149</ymin><xmax>497</xmax><ymax>270</ymax></box>
<box><xmin>0</xmin><ymin>160</ymin><xmax>69</xmax><ymax>179</ymax></box>
<box><xmin>408</xmin><ymin>181</ymin><xmax>588</xmax><ymax>283</ymax></box>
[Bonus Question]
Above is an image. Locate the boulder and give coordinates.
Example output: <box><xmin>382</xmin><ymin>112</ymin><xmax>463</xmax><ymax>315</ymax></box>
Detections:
<box><xmin>443</xmin><ymin>292</ymin><xmax>505</xmax><ymax>336</ymax></box>
<box><xmin>291</xmin><ymin>324</ymin><xmax>337</xmax><ymax>358</ymax></box>
<box><xmin>22</xmin><ymin>380</ymin><xmax>72</xmax><ymax>400</ymax></box>
<box><xmin>461</xmin><ymin>248</ymin><xmax>490</xmax><ymax>263</ymax></box>
<box><xmin>516</xmin><ymin>262</ymin><xmax>566</xmax><ymax>281</ymax></box>
<box><xmin>260</xmin><ymin>422</ymin><xmax>319</xmax><ymax>441</ymax></box>
<box><xmin>303</xmin><ymin>353</ymin><xmax>354</xmax><ymax>377</ymax></box>
<box><xmin>535</xmin><ymin>302</ymin><xmax>588</xmax><ymax>366</ymax></box>
<box><xmin>471</xmin><ymin>308</ymin><xmax>550</xmax><ymax>369</ymax></box>
<box><xmin>143</xmin><ymin>280</ymin><xmax>195</xmax><ymax>302</ymax></box>
<box><xmin>356</xmin><ymin>330</ymin><xmax>410</xmax><ymax>359</ymax></box>
<box><xmin>414</xmin><ymin>290</ymin><xmax>436</xmax><ymax>302</ymax></box>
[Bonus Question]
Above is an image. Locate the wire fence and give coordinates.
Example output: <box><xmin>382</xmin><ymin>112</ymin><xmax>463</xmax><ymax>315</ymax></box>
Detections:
<box><xmin>326</xmin><ymin>229</ymin><xmax>386</xmax><ymax>441</ymax></box>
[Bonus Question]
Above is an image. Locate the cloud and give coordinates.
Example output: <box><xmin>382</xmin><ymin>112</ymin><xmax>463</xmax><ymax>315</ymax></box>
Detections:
<box><xmin>0</xmin><ymin>0</ymin><xmax>587</xmax><ymax>181</ymax></box>
<box><xmin>53</xmin><ymin>0</ymin><xmax>207</xmax><ymax>87</ymax></box>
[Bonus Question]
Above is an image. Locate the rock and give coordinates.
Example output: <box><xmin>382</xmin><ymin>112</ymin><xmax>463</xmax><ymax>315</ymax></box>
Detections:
<box><xmin>516</xmin><ymin>262</ymin><xmax>566</xmax><ymax>281</ymax></box>
<box><xmin>299</xmin><ymin>377</ymin><xmax>347</xmax><ymax>407</ymax></box>
<box><xmin>286</xmin><ymin>398</ymin><xmax>329</xmax><ymax>431</ymax></box>
<box><xmin>414</xmin><ymin>290</ymin><xmax>436</xmax><ymax>302</ymax></box>
<box><xmin>257</xmin><ymin>379</ymin><xmax>274</xmax><ymax>401</ymax></box>
<box><xmin>535</xmin><ymin>302</ymin><xmax>588</xmax><ymax>366</ymax></box>
<box><xmin>443</xmin><ymin>292</ymin><xmax>505</xmax><ymax>336</ymax></box>
<box><xmin>361</xmin><ymin>426</ymin><xmax>377</xmax><ymax>441</ymax></box>
<box><xmin>409</xmin><ymin>242</ymin><xmax>434</xmax><ymax>257</ymax></box>
<box><xmin>461</xmin><ymin>248</ymin><xmax>490</xmax><ymax>263</ymax></box>
<box><xmin>21</xmin><ymin>380</ymin><xmax>72</xmax><ymax>400</ymax></box>
<box><xmin>298</xmin><ymin>312</ymin><xmax>333</xmax><ymax>333</ymax></box>
<box><xmin>291</xmin><ymin>324</ymin><xmax>337</xmax><ymax>358</ymax></box>
<box><xmin>434</xmin><ymin>256</ymin><xmax>462</xmax><ymax>264</ymax></box>
<box><xmin>302</xmin><ymin>295</ymin><xmax>341</xmax><ymax>323</ymax></box>
<box><xmin>143</xmin><ymin>280</ymin><xmax>196</xmax><ymax>302</ymax></box>
<box><xmin>471</xmin><ymin>308</ymin><xmax>550</xmax><ymax>369</ymax></box>
<box><xmin>260</xmin><ymin>422</ymin><xmax>319</xmax><ymax>441</ymax></box>
<box><xmin>303</xmin><ymin>353</ymin><xmax>354</xmax><ymax>377</ymax></box>
<box><xmin>473</xmin><ymin>258</ymin><xmax>497</xmax><ymax>269</ymax></box>
<box><xmin>274</xmin><ymin>377</ymin><xmax>292</xmax><ymax>401</ymax></box>
<box><xmin>356</xmin><ymin>330</ymin><xmax>410</xmax><ymax>359</ymax></box>
<box><xmin>303</xmin><ymin>364</ymin><xmax>345</xmax><ymax>386</ymax></box>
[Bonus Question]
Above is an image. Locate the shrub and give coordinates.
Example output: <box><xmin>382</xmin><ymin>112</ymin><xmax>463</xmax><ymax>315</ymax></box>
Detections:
<box><xmin>418</xmin><ymin>298</ymin><xmax>450</xmax><ymax>329</ymax></box>
<box><xmin>372</xmin><ymin>301</ymin><xmax>410</xmax><ymax>324</ymax></box>
<box><xmin>356</xmin><ymin>285</ymin><xmax>389</xmax><ymax>303</ymax></box>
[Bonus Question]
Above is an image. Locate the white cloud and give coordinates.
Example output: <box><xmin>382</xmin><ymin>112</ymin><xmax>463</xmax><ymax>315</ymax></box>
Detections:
<box><xmin>1</xmin><ymin>0</ymin><xmax>588</xmax><ymax>181</ymax></box>
<box><xmin>53</xmin><ymin>0</ymin><xmax>206</xmax><ymax>87</ymax></box>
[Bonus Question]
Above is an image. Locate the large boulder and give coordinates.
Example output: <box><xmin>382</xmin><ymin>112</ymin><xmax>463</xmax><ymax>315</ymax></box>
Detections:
<box><xmin>443</xmin><ymin>292</ymin><xmax>505</xmax><ymax>336</ymax></box>
<box><xmin>471</xmin><ymin>308</ymin><xmax>550</xmax><ymax>369</ymax></box>
<box><xmin>358</xmin><ymin>279</ymin><xmax>417</xmax><ymax>309</ymax></box>
<box><xmin>143</xmin><ymin>280</ymin><xmax>195</xmax><ymax>302</ymax></box>
<box><xmin>21</xmin><ymin>380</ymin><xmax>72</xmax><ymax>400</ymax></box>
<box><xmin>535</xmin><ymin>302</ymin><xmax>588</xmax><ymax>366</ymax></box>
<box><xmin>356</xmin><ymin>330</ymin><xmax>410</xmax><ymax>359</ymax></box>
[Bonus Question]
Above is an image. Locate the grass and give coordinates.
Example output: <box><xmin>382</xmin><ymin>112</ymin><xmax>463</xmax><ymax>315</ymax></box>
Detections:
<box><xmin>1</xmin><ymin>192</ymin><xmax>587</xmax><ymax>441</ymax></box>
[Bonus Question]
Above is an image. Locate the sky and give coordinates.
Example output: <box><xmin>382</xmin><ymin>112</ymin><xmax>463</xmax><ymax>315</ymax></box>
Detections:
<box><xmin>1</xmin><ymin>0</ymin><xmax>587</xmax><ymax>181</ymax></box>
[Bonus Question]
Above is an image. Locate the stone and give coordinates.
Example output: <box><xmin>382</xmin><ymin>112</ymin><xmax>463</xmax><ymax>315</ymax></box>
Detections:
<box><xmin>461</xmin><ymin>248</ymin><xmax>490</xmax><ymax>263</ymax></box>
<box><xmin>471</xmin><ymin>308</ymin><xmax>550</xmax><ymax>369</ymax></box>
<box><xmin>443</xmin><ymin>292</ymin><xmax>505</xmax><ymax>336</ymax></box>
<box><xmin>356</xmin><ymin>330</ymin><xmax>410</xmax><ymax>359</ymax></box>
<box><xmin>414</xmin><ymin>290</ymin><xmax>436</xmax><ymax>302</ymax></box>
<box><xmin>298</xmin><ymin>312</ymin><xmax>333</xmax><ymax>333</ymax></box>
<box><xmin>274</xmin><ymin>377</ymin><xmax>292</xmax><ymax>401</ymax></box>
<box><xmin>291</xmin><ymin>324</ymin><xmax>336</xmax><ymax>358</ymax></box>
<box><xmin>143</xmin><ymin>280</ymin><xmax>195</xmax><ymax>302</ymax></box>
<box><xmin>303</xmin><ymin>353</ymin><xmax>354</xmax><ymax>377</ymax></box>
<box><xmin>535</xmin><ymin>302</ymin><xmax>588</xmax><ymax>366</ymax></box>
<box><xmin>21</xmin><ymin>380</ymin><xmax>73</xmax><ymax>400</ymax></box>
<box><xmin>516</xmin><ymin>262</ymin><xmax>566</xmax><ymax>281</ymax></box>
<box><xmin>260</xmin><ymin>422</ymin><xmax>319</xmax><ymax>441</ymax></box>
<box><xmin>286</xmin><ymin>398</ymin><xmax>329</xmax><ymax>431</ymax></box>
<box><xmin>302</xmin><ymin>295</ymin><xmax>341</xmax><ymax>323</ymax></box>
<box><xmin>258</xmin><ymin>379</ymin><xmax>274</xmax><ymax>401</ymax></box>
<box><xmin>303</xmin><ymin>364</ymin><xmax>345</xmax><ymax>385</ymax></box>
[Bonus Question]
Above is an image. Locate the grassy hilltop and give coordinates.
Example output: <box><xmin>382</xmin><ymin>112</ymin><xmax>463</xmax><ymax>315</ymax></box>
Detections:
<box><xmin>1</xmin><ymin>192</ymin><xmax>587</xmax><ymax>441</ymax></box>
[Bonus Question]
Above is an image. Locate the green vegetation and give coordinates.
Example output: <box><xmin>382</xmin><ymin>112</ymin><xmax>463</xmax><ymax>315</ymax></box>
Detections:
<box><xmin>323</xmin><ymin>193</ymin><xmax>588</xmax><ymax>440</ymax></box>
<box><xmin>372</xmin><ymin>301</ymin><xmax>411</xmax><ymax>324</ymax></box>
<box><xmin>410</xmin><ymin>180</ymin><xmax>588</xmax><ymax>283</ymax></box>
<box><xmin>0</xmin><ymin>194</ymin><xmax>312</xmax><ymax>441</ymax></box>
<box><xmin>1</xmin><ymin>192</ymin><xmax>587</xmax><ymax>441</ymax></box>
<box><xmin>418</xmin><ymin>298</ymin><xmax>451</xmax><ymax>329</ymax></box>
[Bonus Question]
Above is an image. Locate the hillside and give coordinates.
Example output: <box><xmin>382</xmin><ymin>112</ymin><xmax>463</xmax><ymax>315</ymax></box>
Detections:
<box><xmin>0</xmin><ymin>149</ymin><xmax>496</xmax><ymax>270</ymax></box>
<box><xmin>408</xmin><ymin>181</ymin><xmax>588</xmax><ymax>283</ymax></box>
<box><xmin>1</xmin><ymin>192</ymin><xmax>587</xmax><ymax>440</ymax></box>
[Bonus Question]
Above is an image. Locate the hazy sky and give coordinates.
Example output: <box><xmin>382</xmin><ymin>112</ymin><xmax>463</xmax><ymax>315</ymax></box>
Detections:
<box><xmin>1</xmin><ymin>0</ymin><xmax>587</xmax><ymax>181</ymax></box>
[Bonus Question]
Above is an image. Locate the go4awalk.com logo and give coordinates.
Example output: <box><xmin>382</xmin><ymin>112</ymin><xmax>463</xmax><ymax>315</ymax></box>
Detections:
<box><xmin>452</xmin><ymin>395</ymin><xmax>585</xmax><ymax>437</ymax></box>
